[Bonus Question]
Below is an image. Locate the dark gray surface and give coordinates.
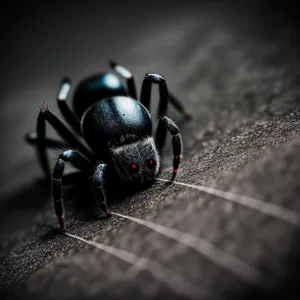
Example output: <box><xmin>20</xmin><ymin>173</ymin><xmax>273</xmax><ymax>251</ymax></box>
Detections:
<box><xmin>1</xmin><ymin>1</ymin><xmax>300</xmax><ymax>299</ymax></box>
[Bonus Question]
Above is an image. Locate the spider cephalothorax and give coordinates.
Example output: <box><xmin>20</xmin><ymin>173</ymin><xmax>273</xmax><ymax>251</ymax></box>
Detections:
<box><xmin>111</xmin><ymin>137</ymin><xmax>160</xmax><ymax>184</ymax></box>
<box><xmin>25</xmin><ymin>60</ymin><xmax>190</xmax><ymax>232</ymax></box>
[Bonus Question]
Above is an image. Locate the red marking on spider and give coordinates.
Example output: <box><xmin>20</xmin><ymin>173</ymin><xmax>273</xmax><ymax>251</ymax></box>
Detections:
<box><xmin>174</xmin><ymin>169</ymin><xmax>178</xmax><ymax>173</ymax></box>
<box><xmin>61</xmin><ymin>228</ymin><xmax>66</xmax><ymax>232</ymax></box>
<box><xmin>149</xmin><ymin>159</ymin><xmax>153</xmax><ymax>165</ymax></box>
<box><xmin>175</xmin><ymin>156</ymin><xmax>179</xmax><ymax>159</ymax></box>
<box><xmin>58</xmin><ymin>216</ymin><xmax>62</xmax><ymax>219</ymax></box>
<box><xmin>106</xmin><ymin>211</ymin><xmax>111</xmax><ymax>215</ymax></box>
<box><xmin>131</xmin><ymin>163</ymin><xmax>137</xmax><ymax>169</ymax></box>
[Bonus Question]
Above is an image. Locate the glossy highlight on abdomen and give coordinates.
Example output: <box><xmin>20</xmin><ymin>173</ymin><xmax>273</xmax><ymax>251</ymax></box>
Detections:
<box><xmin>73</xmin><ymin>73</ymin><xmax>126</xmax><ymax>118</ymax></box>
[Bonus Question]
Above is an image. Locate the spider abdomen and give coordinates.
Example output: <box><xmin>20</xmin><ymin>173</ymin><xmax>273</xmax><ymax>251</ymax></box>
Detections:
<box><xmin>73</xmin><ymin>72</ymin><xmax>126</xmax><ymax>118</ymax></box>
<box><xmin>82</xmin><ymin>96</ymin><xmax>152</xmax><ymax>158</ymax></box>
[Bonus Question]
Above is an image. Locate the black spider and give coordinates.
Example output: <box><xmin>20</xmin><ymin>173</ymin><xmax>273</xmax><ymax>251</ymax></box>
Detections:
<box><xmin>25</xmin><ymin>61</ymin><xmax>191</xmax><ymax>232</ymax></box>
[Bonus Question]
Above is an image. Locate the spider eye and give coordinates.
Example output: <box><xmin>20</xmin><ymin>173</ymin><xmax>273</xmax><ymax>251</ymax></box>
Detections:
<box><xmin>146</xmin><ymin>159</ymin><xmax>156</xmax><ymax>169</ymax></box>
<box><xmin>130</xmin><ymin>163</ymin><xmax>139</xmax><ymax>173</ymax></box>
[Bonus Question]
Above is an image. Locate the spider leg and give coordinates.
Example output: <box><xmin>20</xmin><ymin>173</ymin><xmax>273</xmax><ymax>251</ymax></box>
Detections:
<box><xmin>168</xmin><ymin>92</ymin><xmax>192</xmax><ymax>120</ymax></box>
<box><xmin>109</xmin><ymin>60</ymin><xmax>137</xmax><ymax>99</ymax></box>
<box><xmin>140</xmin><ymin>72</ymin><xmax>191</xmax><ymax>120</ymax></box>
<box><xmin>25</xmin><ymin>132</ymin><xmax>68</xmax><ymax>149</ymax></box>
<box><xmin>37</xmin><ymin>107</ymin><xmax>95</xmax><ymax>178</ymax></box>
<box><xmin>57</xmin><ymin>77</ymin><xmax>82</xmax><ymax>135</ymax></box>
<box><xmin>92</xmin><ymin>164</ymin><xmax>111</xmax><ymax>216</ymax></box>
<box><xmin>53</xmin><ymin>150</ymin><xmax>92</xmax><ymax>232</ymax></box>
<box><xmin>140</xmin><ymin>73</ymin><xmax>169</xmax><ymax>151</ymax></box>
<box><xmin>160</xmin><ymin>116</ymin><xmax>182</xmax><ymax>181</ymax></box>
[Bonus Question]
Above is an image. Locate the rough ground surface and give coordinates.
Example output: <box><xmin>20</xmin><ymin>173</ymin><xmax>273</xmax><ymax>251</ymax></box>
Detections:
<box><xmin>1</xmin><ymin>1</ymin><xmax>300</xmax><ymax>299</ymax></box>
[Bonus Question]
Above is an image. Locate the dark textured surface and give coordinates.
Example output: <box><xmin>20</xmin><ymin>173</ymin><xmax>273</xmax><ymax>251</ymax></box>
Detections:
<box><xmin>1</xmin><ymin>1</ymin><xmax>300</xmax><ymax>299</ymax></box>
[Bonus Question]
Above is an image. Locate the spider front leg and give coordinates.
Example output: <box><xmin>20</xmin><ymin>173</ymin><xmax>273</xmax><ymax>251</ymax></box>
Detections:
<box><xmin>140</xmin><ymin>73</ymin><xmax>169</xmax><ymax>151</ymax></box>
<box><xmin>140</xmin><ymin>73</ymin><xmax>191</xmax><ymax>122</ymax></box>
<box><xmin>92</xmin><ymin>164</ymin><xmax>111</xmax><ymax>216</ymax></box>
<box><xmin>160</xmin><ymin>116</ymin><xmax>183</xmax><ymax>181</ymax></box>
<box><xmin>53</xmin><ymin>150</ymin><xmax>92</xmax><ymax>232</ymax></box>
<box><xmin>140</xmin><ymin>74</ymin><xmax>183</xmax><ymax>180</ymax></box>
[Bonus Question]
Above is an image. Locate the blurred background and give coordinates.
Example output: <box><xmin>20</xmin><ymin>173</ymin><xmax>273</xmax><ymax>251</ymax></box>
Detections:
<box><xmin>1</xmin><ymin>1</ymin><xmax>300</xmax><ymax>299</ymax></box>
